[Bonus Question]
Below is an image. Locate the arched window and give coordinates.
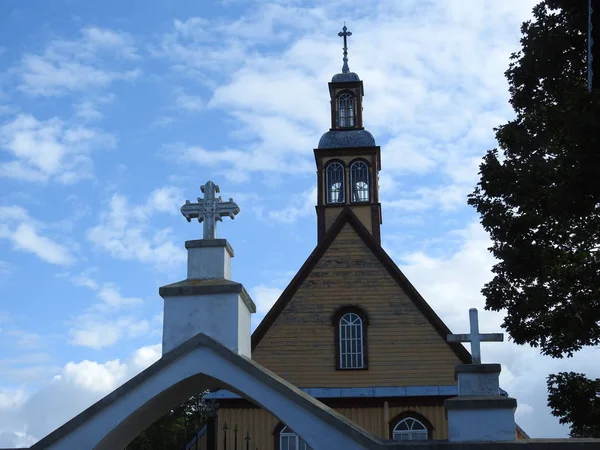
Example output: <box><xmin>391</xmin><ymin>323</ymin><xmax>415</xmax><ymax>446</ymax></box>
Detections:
<box><xmin>325</xmin><ymin>161</ymin><xmax>345</xmax><ymax>204</ymax></box>
<box><xmin>389</xmin><ymin>412</ymin><xmax>433</xmax><ymax>441</ymax></box>
<box><xmin>350</xmin><ymin>160</ymin><xmax>370</xmax><ymax>202</ymax></box>
<box><xmin>337</xmin><ymin>92</ymin><xmax>355</xmax><ymax>127</ymax></box>
<box><xmin>339</xmin><ymin>312</ymin><xmax>364</xmax><ymax>369</ymax></box>
<box><xmin>278</xmin><ymin>425</ymin><xmax>312</xmax><ymax>450</ymax></box>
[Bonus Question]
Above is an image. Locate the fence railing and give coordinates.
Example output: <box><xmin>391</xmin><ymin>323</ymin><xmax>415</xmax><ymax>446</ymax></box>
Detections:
<box><xmin>221</xmin><ymin>422</ymin><xmax>258</xmax><ymax>450</ymax></box>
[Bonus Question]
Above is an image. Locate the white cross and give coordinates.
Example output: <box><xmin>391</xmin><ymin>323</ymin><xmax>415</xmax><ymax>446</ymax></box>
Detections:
<box><xmin>180</xmin><ymin>181</ymin><xmax>240</xmax><ymax>239</ymax></box>
<box><xmin>447</xmin><ymin>308</ymin><xmax>503</xmax><ymax>364</ymax></box>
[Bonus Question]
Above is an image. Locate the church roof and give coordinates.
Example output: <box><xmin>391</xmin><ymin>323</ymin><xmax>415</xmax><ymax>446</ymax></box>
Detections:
<box><xmin>250</xmin><ymin>207</ymin><xmax>473</xmax><ymax>364</ymax></box>
<box><xmin>332</xmin><ymin>72</ymin><xmax>361</xmax><ymax>82</ymax></box>
<box><xmin>318</xmin><ymin>129</ymin><xmax>376</xmax><ymax>148</ymax></box>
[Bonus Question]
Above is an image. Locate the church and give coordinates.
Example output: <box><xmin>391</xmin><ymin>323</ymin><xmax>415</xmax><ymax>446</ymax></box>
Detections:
<box><xmin>189</xmin><ymin>27</ymin><xmax>528</xmax><ymax>450</ymax></box>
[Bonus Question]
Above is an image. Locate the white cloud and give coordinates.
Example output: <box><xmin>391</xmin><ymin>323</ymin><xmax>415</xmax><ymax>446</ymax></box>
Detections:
<box><xmin>0</xmin><ymin>344</ymin><xmax>161</xmax><ymax>445</ymax></box>
<box><xmin>174</xmin><ymin>90</ymin><xmax>204</xmax><ymax>111</ymax></box>
<box><xmin>267</xmin><ymin>187</ymin><xmax>316</xmax><ymax>223</ymax></box>
<box><xmin>69</xmin><ymin>316</ymin><xmax>150</xmax><ymax>350</ymax></box>
<box><xmin>250</xmin><ymin>284</ymin><xmax>283</xmax><ymax>331</ymax></box>
<box><xmin>17</xmin><ymin>27</ymin><xmax>140</xmax><ymax>97</ymax></box>
<box><xmin>0</xmin><ymin>113</ymin><xmax>114</xmax><ymax>184</ymax></box>
<box><xmin>63</xmin><ymin>273</ymin><xmax>150</xmax><ymax>350</ymax></box>
<box><xmin>0</xmin><ymin>205</ymin><xmax>75</xmax><ymax>265</ymax></box>
<box><xmin>86</xmin><ymin>187</ymin><xmax>186</xmax><ymax>268</ymax></box>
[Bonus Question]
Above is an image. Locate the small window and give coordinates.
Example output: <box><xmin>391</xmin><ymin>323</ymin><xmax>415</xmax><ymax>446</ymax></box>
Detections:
<box><xmin>337</xmin><ymin>93</ymin><xmax>355</xmax><ymax>127</ymax></box>
<box><xmin>392</xmin><ymin>418</ymin><xmax>429</xmax><ymax>441</ymax></box>
<box><xmin>279</xmin><ymin>426</ymin><xmax>312</xmax><ymax>450</ymax></box>
<box><xmin>350</xmin><ymin>161</ymin><xmax>370</xmax><ymax>202</ymax></box>
<box><xmin>339</xmin><ymin>312</ymin><xmax>364</xmax><ymax>369</ymax></box>
<box><xmin>326</xmin><ymin>162</ymin><xmax>345</xmax><ymax>204</ymax></box>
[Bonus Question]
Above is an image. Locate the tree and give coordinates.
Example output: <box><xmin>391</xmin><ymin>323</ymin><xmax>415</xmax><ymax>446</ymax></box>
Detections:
<box><xmin>125</xmin><ymin>392</ymin><xmax>209</xmax><ymax>450</ymax></box>
<box><xmin>468</xmin><ymin>0</ymin><xmax>600</xmax><ymax>437</ymax></box>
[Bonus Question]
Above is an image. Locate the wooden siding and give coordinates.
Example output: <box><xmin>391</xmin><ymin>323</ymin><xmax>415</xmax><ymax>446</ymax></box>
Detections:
<box><xmin>215</xmin><ymin>404</ymin><xmax>447</xmax><ymax>449</ymax></box>
<box><xmin>252</xmin><ymin>223</ymin><xmax>462</xmax><ymax>387</ymax></box>
<box><xmin>324</xmin><ymin>204</ymin><xmax>373</xmax><ymax>235</ymax></box>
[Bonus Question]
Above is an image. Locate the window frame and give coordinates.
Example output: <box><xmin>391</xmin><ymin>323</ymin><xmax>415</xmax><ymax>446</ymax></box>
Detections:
<box><xmin>349</xmin><ymin>159</ymin><xmax>371</xmax><ymax>203</ymax></box>
<box><xmin>388</xmin><ymin>412</ymin><xmax>434</xmax><ymax>441</ymax></box>
<box><xmin>331</xmin><ymin>305</ymin><xmax>369</xmax><ymax>370</ymax></box>
<box><xmin>325</xmin><ymin>160</ymin><xmax>346</xmax><ymax>204</ymax></box>
<box><xmin>274</xmin><ymin>424</ymin><xmax>312</xmax><ymax>450</ymax></box>
<box><xmin>337</xmin><ymin>91</ymin><xmax>356</xmax><ymax>128</ymax></box>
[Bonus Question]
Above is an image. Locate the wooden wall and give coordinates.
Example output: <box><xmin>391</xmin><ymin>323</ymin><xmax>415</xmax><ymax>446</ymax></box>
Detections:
<box><xmin>214</xmin><ymin>404</ymin><xmax>447</xmax><ymax>450</ymax></box>
<box><xmin>252</xmin><ymin>223</ymin><xmax>462</xmax><ymax>387</ymax></box>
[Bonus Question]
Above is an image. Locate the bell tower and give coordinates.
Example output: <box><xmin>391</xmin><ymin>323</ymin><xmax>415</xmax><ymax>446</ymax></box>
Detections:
<box><xmin>314</xmin><ymin>25</ymin><xmax>382</xmax><ymax>243</ymax></box>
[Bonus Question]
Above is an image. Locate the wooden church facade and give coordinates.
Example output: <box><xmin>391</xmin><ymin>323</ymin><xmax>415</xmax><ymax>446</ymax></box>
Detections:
<box><xmin>188</xmin><ymin>29</ymin><xmax>527</xmax><ymax>450</ymax></box>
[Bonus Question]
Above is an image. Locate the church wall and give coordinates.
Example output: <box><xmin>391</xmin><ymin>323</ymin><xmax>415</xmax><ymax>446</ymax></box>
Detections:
<box><xmin>252</xmin><ymin>223</ymin><xmax>462</xmax><ymax>388</ymax></box>
<box><xmin>324</xmin><ymin>205</ymin><xmax>373</xmax><ymax>234</ymax></box>
<box><xmin>214</xmin><ymin>403</ymin><xmax>448</xmax><ymax>449</ymax></box>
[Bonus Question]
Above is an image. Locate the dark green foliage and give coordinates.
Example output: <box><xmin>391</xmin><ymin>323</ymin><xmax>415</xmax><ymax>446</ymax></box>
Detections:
<box><xmin>547</xmin><ymin>372</ymin><xmax>600</xmax><ymax>437</ymax></box>
<box><xmin>125</xmin><ymin>393</ymin><xmax>209</xmax><ymax>450</ymax></box>
<box><xmin>468</xmin><ymin>0</ymin><xmax>600</xmax><ymax>437</ymax></box>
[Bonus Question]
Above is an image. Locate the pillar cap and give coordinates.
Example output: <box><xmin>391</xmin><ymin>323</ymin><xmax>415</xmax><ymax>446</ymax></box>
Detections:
<box><xmin>455</xmin><ymin>363</ymin><xmax>501</xmax><ymax>380</ymax></box>
<box><xmin>445</xmin><ymin>395</ymin><xmax>517</xmax><ymax>411</ymax></box>
<box><xmin>185</xmin><ymin>239</ymin><xmax>234</xmax><ymax>257</ymax></box>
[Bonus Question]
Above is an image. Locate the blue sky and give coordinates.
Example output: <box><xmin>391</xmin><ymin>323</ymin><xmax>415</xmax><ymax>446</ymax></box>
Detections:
<box><xmin>1</xmin><ymin>0</ymin><xmax>599</xmax><ymax>446</ymax></box>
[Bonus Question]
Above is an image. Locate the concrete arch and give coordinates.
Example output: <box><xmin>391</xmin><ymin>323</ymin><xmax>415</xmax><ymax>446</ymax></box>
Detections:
<box><xmin>31</xmin><ymin>334</ymin><xmax>381</xmax><ymax>450</ymax></box>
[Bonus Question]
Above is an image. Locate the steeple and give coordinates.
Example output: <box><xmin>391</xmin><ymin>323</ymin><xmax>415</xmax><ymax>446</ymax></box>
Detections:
<box><xmin>313</xmin><ymin>26</ymin><xmax>382</xmax><ymax>243</ymax></box>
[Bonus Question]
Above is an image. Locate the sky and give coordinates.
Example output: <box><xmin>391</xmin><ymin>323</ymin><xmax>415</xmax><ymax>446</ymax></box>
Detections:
<box><xmin>0</xmin><ymin>0</ymin><xmax>599</xmax><ymax>447</ymax></box>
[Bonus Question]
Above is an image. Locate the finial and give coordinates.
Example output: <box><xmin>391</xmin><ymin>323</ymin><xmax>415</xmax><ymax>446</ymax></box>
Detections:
<box><xmin>338</xmin><ymin>23</ymin><xmax>352</xmax><ymax>74</ymax></box>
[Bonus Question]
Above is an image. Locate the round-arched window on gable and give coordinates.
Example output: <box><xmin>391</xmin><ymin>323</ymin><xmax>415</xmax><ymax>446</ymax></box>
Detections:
<box><xmin>350</xmin><ymin>160</ymin><xmax>370</xmax><ymax>202</ymax></box>
<box><xmin>326</xmin><ymin>161</ymin><xmax>345</xmax><ymax>204</ymax></box>
<box><xmin>337</xmin><ymin>92</ymin><xmax>355</xmax><ymax>127</ymax></box>
<box><xmin>392</xmin><ymin>417</ymin><xmax>428</xmax><ymax>441</ymax></box>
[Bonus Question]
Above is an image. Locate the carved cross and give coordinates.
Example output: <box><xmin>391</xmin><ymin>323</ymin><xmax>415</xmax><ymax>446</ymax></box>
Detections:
<box><xmin>447</xmin><ymin>308</ymin><xmax>503</xmax><ymax>364</ymax></box>
<box><xmin>180</xmin><ymin>181</ymin><xmax>240</xmax><ymax>239</ymax></box>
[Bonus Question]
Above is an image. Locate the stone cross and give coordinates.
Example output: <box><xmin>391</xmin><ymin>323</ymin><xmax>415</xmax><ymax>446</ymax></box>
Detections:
<box><xmin>338</xmin><ymin>24</ymin><xmax>352</xmax><ymax>73</ymax></box>
<box><xmin>447</xmin><ymin>308</ymin><xmax>503</xmax><ymax>364</ymax></box>
<box><xmin>180</xmin><ymin>181</ymin><xmax>240</xmax><ymax>239</ymax></box>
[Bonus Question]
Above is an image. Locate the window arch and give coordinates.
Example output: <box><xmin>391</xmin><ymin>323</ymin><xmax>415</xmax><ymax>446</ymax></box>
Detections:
<box><xmin>325</xmin><ymin>161</ymin><xmax>345</xmax><ymax>204</ymax></box>
<box><xmin>276</xmin><ymin>424</ymin><xmax>312</xmax><ymax>450</ymax></box>
<box><xmin>332</xmin><ymin>306</ymin><xmax>369</xmax><ymax>370</ymax></box>
<box><xmin>337</xmin><ymin>92</ymin><xmax>355</xmax><ymax>127</ymax></box>
<box><xmin>389</xmin><ymin>412</ymin><xmax>434</xmax><ymax>441</ymax></box>
<box><xmin>350</xmin><ymin>160</ymin><xmax>370</xmax><ymax>202</ymax></box>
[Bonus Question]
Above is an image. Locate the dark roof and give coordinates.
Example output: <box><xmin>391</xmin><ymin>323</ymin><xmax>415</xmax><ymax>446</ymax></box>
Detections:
<box><xmin>251</xmin><ymin>207</ymin><xmax>472</xmax><ymax>364</ymax></box>
<box><xmin>318</xmin><ymin>129</ymin><xmax>376</xmax><ymax>148</ymax></box>
<box><xmin>332</xmin><ymin>72</ymin><xmax>361</xmax><ymax>82</ymax></box>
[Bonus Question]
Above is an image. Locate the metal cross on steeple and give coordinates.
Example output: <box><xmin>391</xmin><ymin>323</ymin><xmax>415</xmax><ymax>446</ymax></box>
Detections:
<box><xmin>447</xmin><ymin>308</ymin><xmax>504</xmax><ymax>364</ymax></box>
<box><xmin>180</xmin><ymin>181</ymin><xmax>240</xmax><ymax>239</ymax></box>
<box><xmin>338</xmin><ymin>23</ymin><xmax>352</xmax><ymax>74</ymax></box>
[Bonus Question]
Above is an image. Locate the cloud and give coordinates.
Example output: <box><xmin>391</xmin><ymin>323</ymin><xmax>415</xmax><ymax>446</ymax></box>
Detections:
<box><xmin>69</xmin><ymin>316</ymin><xmax>150</xmax><ymax>350</ymax></box>
<box><xmin>17</xmin><ymin>27</ymin><xmax>140</xmax><ymax>97</ymax></box>
<box><xmin>250</xmin><ymin>284</ymin><xmax>283</xmax><ymax>330</ymax></box>
<box><xmin>0</xmin><ymin>113</ymin><xmax>115</xmax><ymax>184</ymax></box>
<box><xmin>86</xmin><ymin>187</ymin><xmax>186</xmax><ymax>268</ymax></box>
<box><xmin>63</xmin><ymin>273</ymin><xmax>150</xmax><ymax>350</ymax></box>
<box><xmin>267</xmin><ymin>186</ymin><xmax>316</xmax><ymax>223</ymax></box>
<box><xmin>0</xmin><ymin>205</ymin><xmax>75</xmax><ymax>265</ymax></box>
<box><xmin>0</xmin><ymin>344</ymin><xmax>161</xmax><ymax>446</ymax></box>
<box><xmin>174</xmin><ymin>89</ymin><xmax>204</xmax><ymax>111</ymax></box>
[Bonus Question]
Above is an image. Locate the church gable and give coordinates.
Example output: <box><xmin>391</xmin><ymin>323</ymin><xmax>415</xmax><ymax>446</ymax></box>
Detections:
<box><xmin>252</xmin><ymin>209</ymin><xmax>470</xmax><ymax>388</ymax></box>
